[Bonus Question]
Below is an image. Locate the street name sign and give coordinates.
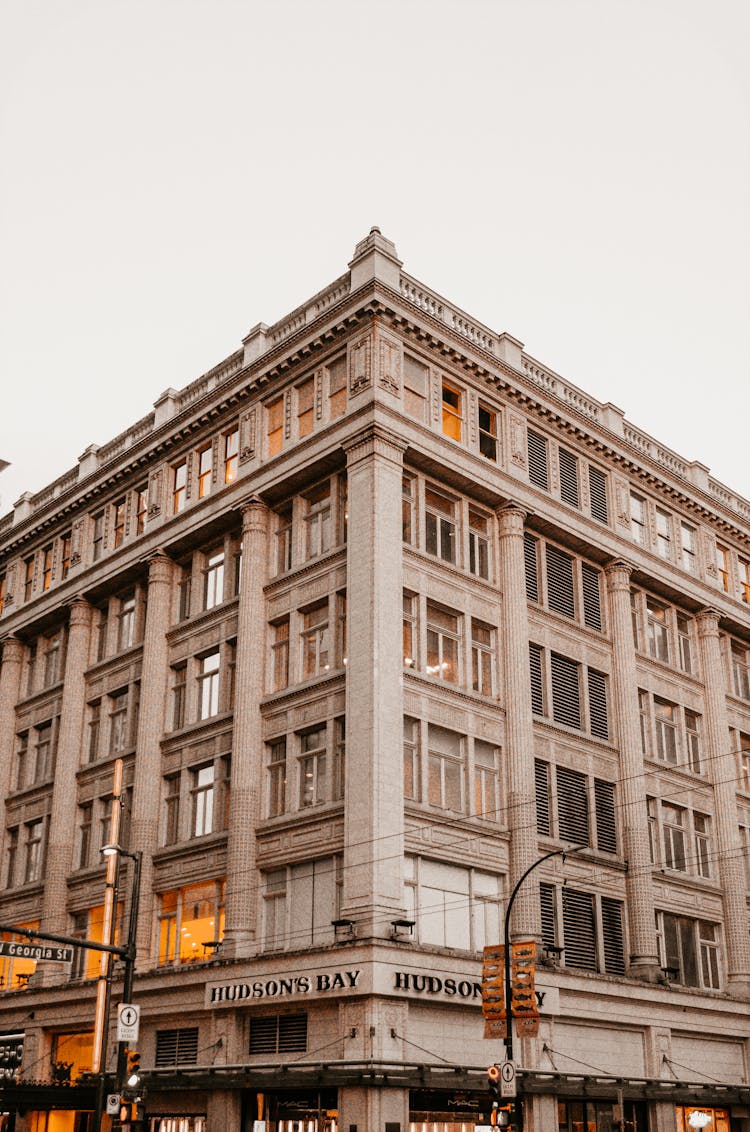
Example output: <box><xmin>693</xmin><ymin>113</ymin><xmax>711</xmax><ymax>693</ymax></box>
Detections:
<box><xmin>0</xmin><ymin>941</ymin><xmax>73</xmax><ymax>963</ymax></box>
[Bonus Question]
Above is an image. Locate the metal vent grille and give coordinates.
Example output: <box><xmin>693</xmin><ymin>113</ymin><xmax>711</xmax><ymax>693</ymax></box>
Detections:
<box><xmin>155</xmin><ymin>1027</ymin><xmax>199</xmax><ymax>1067</ymax></box>
<box><xmin>595</xmin><ymin>779</ymin><xmax>617</xmax><ymax>853</ymax></box>
<box><xmin>524</xmin><ymin>533</ymin><xmax>539</xmax><ymax>603</ymax></box>
<box><xmin>551</xmin><ymin>653</ymin><xmax>581</xmax><ymax>729</ymax></box>
<box><xmin>539</xmin><ymin>882</ymin><xmax>556</xmax><ymax>950</ymax></box>
<box><xmin>546</xmin><ymin>545</ymin><xmax>575</xmax><ymax>619</ymax></box>
<box><xmin>527</xmin><ymin>429</ymin><xmax>549</xmax><ymax>490</ymax></box>
<box><xmin>581</xmin><ymin>563</ymin><xmax>602</xmax><ymax>631</ymax></box>
<box><xmin>587</xmin><ymin>668</ymin><xmax>609</xmax><ymax>739</ymax></box>
<box><xmin>558</xmin><ymin>447</ymin><xmax>580</xmax><ymax>508</ymax></box>
<box><xmin>249</xmin><ymin>1013</ymin><xmax>308</xmax><ymax>1055</ymax></box>
<box><xmin>556</xmin><ymin>766</ymin><xmax>589</xmax><ymax>845</ymax></box>
<box><xmin>562</xmin><ymin>888</ymin><xmax>597</xmax><ymax>971</ymax></box>
<box><xmin>529</xmin><ymin>644</ymin><xmax>544</xmax><ymax>716</ymax></box>
<box><xmin>535</xmin><ymin>759</ymin><xmax>551</xmax><ymax>835</ymax></box>
<box><xmin>601</xmin><ymin>896</ymin><xmax>625</xmax><ymax>974</ymax></box>
<box><xmin>588</xmin><ymin>465</ymin><xmax>609</xmax><ymax>524</ymax></box>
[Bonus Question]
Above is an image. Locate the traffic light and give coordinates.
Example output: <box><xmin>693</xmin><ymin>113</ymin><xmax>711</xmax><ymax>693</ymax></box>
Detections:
<box><xmin>487</xmin><ymin>1063</ymin><xmax>500</xmax><ymax>1100</ymax></box>
<box><xmin>126</xmin><ymin>1049</ymin><xmax>141</xmax><ymax>1089</ymax></box>
<box><xmin>119</xmin><ymin>1100</ymin><xmax>133</xmax><ymax>1125</ymax></box>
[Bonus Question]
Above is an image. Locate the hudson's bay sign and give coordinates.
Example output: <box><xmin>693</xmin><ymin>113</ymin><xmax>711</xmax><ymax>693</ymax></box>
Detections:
<box><xmin>206</xmin><ymin>963</ymin><xmax>559</xmax><ymax>1012</ymax></box>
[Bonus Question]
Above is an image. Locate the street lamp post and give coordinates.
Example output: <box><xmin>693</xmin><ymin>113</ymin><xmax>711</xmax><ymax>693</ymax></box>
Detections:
<box><xmin>101</xmin><ymin>845</ymin><xmax>142</xmax><ymax>1108</ymax></box>
<box><xmin>503</xmin><ymin>844</ymin><xmax>585</xmax><ymax>1067</ymax></box>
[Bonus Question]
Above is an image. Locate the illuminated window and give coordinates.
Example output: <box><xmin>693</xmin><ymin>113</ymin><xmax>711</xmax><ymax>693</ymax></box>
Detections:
<box><xmin>158</xmin><ymin>880</ymin><xmax>225</xmax><ymax>965</ymax></box>
<box><xmin>113</xmin><ymin>498</ymin><xmax>127</xmax><ymax>548</ymax></box>
<box><xmin>0</xmin><ymin>921</ymin><xmax>39</xmax><ymax>990</ymax></box>
<box><xmin>72</xmin><ymin>904</ymin><xmax>123</xmax><ymax>979</ymax></box>
<box><xmin>173</xmin><ymin>461</ymin><xmax>187</xmax><ymax>513</ymax></box>
<box><xmin>441</xmin><ymin>381</ymin><xmax>462</xmax><ymax>441</ymax></box>
<box><xmin>24</xmin><ymin>556</ymin><xmax>34</xmax><ymax>601</ymax></box>
<box><xmin>267</xmin><ymin>396</ymin><xmax>284</xmax><ymax>456</ymax></box>
<box><xmin>50</xmin><ymin>1031</ymin><xmax>95</xmax><ymax>1080</ymax></box>
<box><xmin>223</xmin><ymin>427</ymin><xmax>239</xmax><ymax>484</ymax></box>
<box><xmin>60</xmin><ymin>533</ymin><xmax>72</xmax><ymax>579</ymax></box>
<box><xmin>740</xmin><ymin>557</ymin><xmax>750</xmax><ymax>605</ymax></box>
<box><xmin>197</xmin><ymin>446</ymin><xmax>213</xmax><ymax>499</ymax></box>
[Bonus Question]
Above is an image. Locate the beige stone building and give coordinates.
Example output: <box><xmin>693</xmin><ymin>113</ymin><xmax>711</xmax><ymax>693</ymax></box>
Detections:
<box><xmin>0</xmin><ymin>229</ymin><xmax>749</xmax><ymax>1132</ymax></box>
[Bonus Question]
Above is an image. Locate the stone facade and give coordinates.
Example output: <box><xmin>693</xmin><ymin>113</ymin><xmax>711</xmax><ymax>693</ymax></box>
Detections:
<box><xmin>0</xmin><ymin>229</ymin><xmax>749</xmax><ymax>1132</ymax></box>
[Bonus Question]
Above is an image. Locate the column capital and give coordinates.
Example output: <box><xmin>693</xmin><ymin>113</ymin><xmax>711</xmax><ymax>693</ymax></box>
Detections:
<box><xmin>0</xmin><ymin>635</ymin><xmax>25</xmax><ymax>664</ymax></box>
<box><xmin>496</xmin><ymin>501</ymin><xmax>527</xmax><ymax>536</ymax></box>
<box><xmin>695</xmin><ymin>607</ymin><xmax>722</xmax><ymax>638</ymax></box>
<box><xmin>604</xmin><ymin>559</ymin><xmax>634</xmax><ymax>590</ymax></box>
<box><xmin>241</xmin><ymin>497</ymin><xmax>269</xmax><ymax>534</ymax></box>
<box><xmin>343</xmin><ymin>423</ymin><xmax>407</xmax><ymax>470</ymax></box>
<box><xmin>67</xmin><ymin>596</ymin><xmax>93</xmax><ymax>628</ymax></box>
<box><xmin>147</xmin><ymin>551</ymin><xmax>174</xmax><ymax>586</ymax></box>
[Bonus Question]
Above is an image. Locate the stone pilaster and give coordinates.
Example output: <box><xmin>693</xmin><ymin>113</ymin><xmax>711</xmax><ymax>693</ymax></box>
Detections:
<box><xmin>497</xmin><ymin>504</ymin><xmax>539</xmax><ymax>940</ymax></box>
<box><xmin>340</xmin><ymin>425</ymin><xmax>407</xmax><ymax>935</ymax></box>
<box><xmin>0</xmin><ymin>637</ymin><xmax>25</xmax><ymax>865</ymax></box>
<box><xmin>696</xmin><ymin>608</ymin><xmax>750</xmax><ymax>992</ymax></box>
<box><xmin>131</xmin><ymin>552</ymin><xmax>174</xmax><ymax>969</ymax></box>
<box><xmin>222</xmin><ymin>499</ymin><xmax>269</xmax><ymax>959</ymax></box>
<box><xmin>37</xmin><ymin>599</ymin><xmax>93</xmax><ymax>982</ymax></box>
<box><xmin>605</xmin><ymin>560</ymin><xmax>660</xmax><ymax>979</ymax></box>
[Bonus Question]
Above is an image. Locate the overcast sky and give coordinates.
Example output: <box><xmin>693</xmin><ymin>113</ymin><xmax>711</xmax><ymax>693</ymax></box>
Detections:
<box><xmin>1</xmin><ymin>0</ymin><xmax>748</xmax><ymax>517</ymax></box>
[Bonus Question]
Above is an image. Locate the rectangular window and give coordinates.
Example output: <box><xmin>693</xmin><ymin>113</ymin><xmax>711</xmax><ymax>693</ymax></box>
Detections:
<box><xmin>333</xmin><ymin>718</ymin><xmax>345</xmax><ymax>802</ymax></box>
<box><xmin>267</xmin><ymin>740</ymin><xmax>287</xmax><ymax>817</ymax></box>
<box><xmin>173</xmin><ymin>461</ymin><xmax>187</xmax><ymax>513</ymax></box>
<box><xmin>158</xmin><ymin>880</ymin><xmax>225</xmax><ymax>965</ymax></box>
<box><xmin>402</xmin><ymin>592</ymin><xmax>417</xmax><ymax>669</ymax></box>
<box><xmin>164</xmin><ymin>774</ymin><xmax>181</xmax><ymax>845</ymax></box>
<box><xmin>198</xmin><ymin>651</ymin><xmax>221</xmax><ymax>719</ymax></box>
<box><xmin>34</xmin><ymin>722</ymin><xmax>55</xmax><ymax>782</ymax></box>
<box><xmin>109</xmin><ymin>690</ymin><xmax>130</xmax><ymax>754</ymax></box>
<box><xmin>271</xmin><ymin>618</ymin><xmax>290</xmax><ymax>692</ymax></box>
<box><xmin>191</xmin><ymin>764</ymin><xmax>215</xmax><ymax>837</ymax></box>
<box><xmin>87</xmin><ymin>701</ymin><xmax>101</xmax><ymax>763</ymax></box>
<box><xmin>60</xmin><ymin>534</ymin><xmax>72</xmax><ymax>579</ymax></box>
<box><xmin>5</xmin><ymin>829</ymin><xmax>18</xmax><ymax>889</ymax></box>
<box><xmin>468</xmin><ymin>509</ymin><xmax>490</xmax><ymax>579</ymax></box>
<box><xmin>406</xmin><ymin>856</ymin><xmax>500</xmax><ymax>953</ymax></box>
<box><xmin>402</xmin><ymin>474</ymin><xmax>416</xmax><ymax>545</ymax></box>
<box><xmin>588</xmin><ymin>466</ymin><xmax>609</xmax><ymax>524</ymax></box>
<box><xmin>403</xmin><ymin>717</ymin><xmax>421</xmax><ymax>802</ymax></box>
<box><xmin>24</xmin><ymin>819</ymin><xmax>45</xmax><ymax>884</ymax></box>
<box><xmin>426</xmin><ymin>601</ymin><xmax>460</xmax><ymax>684</ymax></box>
<box><xmin>297</xmin><ymin>377</ymin><xmax>315</xmax><ymax>437</ymax></box>
<box><xmin>171</xmin><ymin>664</ymin><xmax>187</xmax><ymax>730</ymax></box>
<box><xmin>740</xmin><ymin>557</ymin><xmax>750</xmax><ymax>605</ymax></box>
<box><xmin>558</xmin><ymin>448</ymin><xmax>580</xmax><ymax>509</ymax></box>
<box><xmin>478</xmin><ymin>404</ymin><xmax>498</xmax><ymax>461</ymax></box>
<box><xmin>425</xmin><ymin>487</ymin><xmax>457</xmax><ymax>564</ymax></box>
<box><xmin>527</xmin><ymin>429</ymin><xmax>549</xmax><ymax>491</ymax></box>
<box><xmin>135</xmin><ymin>486</ymin><xmax>148</xmax><ymax>534</ymax></box>
<box><xmin>662</xmin><ymin>802</ymin><xmax>687</xmax><ymax>870</ymax></box>
<box><xmin>43</xmin><ymin>633</ymin><xmax>63</xmax><ymax>686</ymax></box>
<box><xmin>113</xmin><ymin>499</ymin><xmax>127</xmax><ymax>548</ymax></box>
<box><xmin>299</xmin><ymin>726</ymin><xmax>327</xmax><ymax>807</ymax></box>
<box><xmin>203</xmin><ymin>549</ymin><xmax>225</xmax><ymax>610</ymax></box>
<box><xmin>427</xmin><ymin>724</ymin><xmax>463</xmax><ymax>812</ymax></box>
<box><xmin>301</xmin><ymin>602</ymin><xmax>330</xmax><ymax>680</ymax></box>
<box><xmin>304</xmin><ymin>482</ymin><xmax>332</xmax><ymax>559</ymax></box>
<box><xmin>42</xmin><ymin>546</ymin><xmax>53</xmax><ymax>590</ymax></box>
<box><xmin>654</xmin><ymin>698</ymin><xmax>678</xmax><ymax>764</ymax></box>
<box><xmin>471</xmin><ymin>619</ymin><xmax>494</xmax><ymax>696</ymax></box>
<box><xmin>694</xmin><ymin>813</ymin><xmax>711</xmax><ymax>878</ymax></box>
<box><xmin>0</xmin><ymin>574</ymin><xmax>5</xmax><ymax>615</ymax></box>
<box><xmin>657</xmin><ymin>911</ymin><xmax>720</xmax><ymax>989</ymax></box>
<box><xmin>15</xmin><ymin>732</ymin><xmax>28</xmax><ymax>791</ymax></box>
<box><xmin>118</xmin><ymin>592</ymin><xmax>136</xmax><ymax>652</ymax></box>
<box><xmin>473</xmin><ymin>741</ymin><xmax>498</xmax><ymax>821</ymax></box>
<box><xmin>78</xmin><ymin>802</ymin><xmax>93</xmax><ymax>869</ymax></box>
<box><xmin>681</xmin><ymin>522</ymin><xmax>697</xmax><ymax>573</ymax></box>
<box><xmin>223</xmin><ymin>428</ymin><xmax>239</xmax><ymax>484</ymax></box>
<box><xmin>24</xmin><ymin>556</ymin><xmax>34</xmax><ymax>600</ymax></box>
<box><xmin>732</xmin><ymin>643</ymin><xmax>750</xmax><ymax>700</ymax></box>
<box><xmin>441</xmin><ymin>381</ymin><xmax>462</xmax><ymax>441</ymax></box>
<box><xmin>677</xmin><ymin>613</ymin><xmax>693</xmax><ymax>673</ymax></box>
<box><xmin>739</xmin><ymin>734</ymin><xmax>750</xmax><ymax>792</ymax></box>
<box><xmin>630</xmin><ymin>493</ymin><xmax>646</xmax><ymax>546</ymax></box>
<box><xmin>267</xmin><ymin>396</ymin><xmax>284</xmax><ymax>456</ymax></box>
<box><xmin>655</xmin><ymin>509</ymin><xmax>672</xmax><ymax>560</ymax></box>
<box><xmin>716</xmin><ymin>544</ymin><xmax>731</xmax><ymax>592</ymax></box>
<box><xmin>685</xmin><ymin>710</ymin><xmax>701</xmax><ymax>773</ymax></box>
<box><xmin>403</xmin><ymin>354</ymin><xmax>428</xmax><ymax>422</ymax></box>
<box><xmin>328</xmin><ymin>355</ymin><xmax>347</xmax><ymax>419</ymax></box>
<box><xmin>646</xmin><ymin>597</ymin><xmax>669</xmax><ymax>662</ymax></box>
<box><xmin>275</xmin><ymin>506</ymin><xmax>292</xmax><ymax>574</ymax></box>
<box><xmin>197</xmin><ymin>445</ymin><xmax>213</xmax><ymax>499</ymax></box>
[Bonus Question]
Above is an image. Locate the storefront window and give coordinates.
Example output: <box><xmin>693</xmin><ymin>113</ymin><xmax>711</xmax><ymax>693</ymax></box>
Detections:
<box><xmin>558</xmin><ymin>1099</ymin><xmax>648</xmax><ymax>1132</ymax></box>
<box><xmin>676</xmin><ymin>1108</ymin><xmax>730</xmax><ymax>1132</ymax></box>
<box><xmin>0</xmin><ymin>921</ymin><xmax>39</xmax><ymax>991</ymax></box>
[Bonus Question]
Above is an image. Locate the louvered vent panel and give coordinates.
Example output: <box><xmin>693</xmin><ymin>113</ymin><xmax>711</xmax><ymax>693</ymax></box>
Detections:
<box><xmin>527</xmin><ymin>429</ymin><xmax>549</xmax><ymax>490</ymax></box>
<box><xmin>588</xmin><ymin>669</ymin><xmax>609</xmax><ymax>740</ymax></box>
<box><xmin>278</xmin><ymin>1014</ymin><xmax>308</xmax><ymax>1053</ymax></box>
<box><xmin>249</xmin><ymin>1017</ymin><xmax>279</xmax><ymax>1055</ymax></box>
<box><xmin>539</xmin><ymin>882</ymin><xmax>556</xmax><ymax>950</ymax></box>
<box><xmin>524</xmin><ymin>533</ymin><xmax>539</xmax><ymax>602</ymax></box>
<box><xmin>581</xmin><ymin>563</ymin><xmax>602</xmax><ymax>631</ymax></box>
<box><xmin>546</xmin><ymin>545</ymin><xmax>575</xmax><ymax>619</ymax></box>
<box><xmin>556</xmin><ymin>766</ymin><xmax>589</xmax><ymax>845</ymax></box>
<box><xmin>589</xmin><ymin>465</ymin><xmax>609</xmax><ymax>524</ymax></box>
<box><xmin>551</xmin><ymin>653</ymin><xmax>581</xmax><ymax>729</ymax></box>
<box><xmin>558</xmin><ymin>448</ymin><xmax>580</xmax><ymax>508</ymax></box>
<box><xmin>562</xmin><ymin>888</ymin><xmax>597</xmax><ymax>971</ymax></box>
<box><xmin>155</xmin><ymin>1027</ymin><xmax>199</xmax><ymax>1067</ymax></box>
<box><xmin>529</xmin><ymin>644</ymin><xmax>544</xmax><ymax>716</ymax></box>
<box><xmin>601</xmin><ymin>896</ymin><xmax>626</xmax><ymax>974</ymax></box>
<box><xmin>535</xmin><ymin>759</ymin><xmax>551</xmax><ymax>835</ymax></box>
<box><xmin>594</xmin><ymin>779</ymin><xmax>617</xmax><ymax>853</ymax></box>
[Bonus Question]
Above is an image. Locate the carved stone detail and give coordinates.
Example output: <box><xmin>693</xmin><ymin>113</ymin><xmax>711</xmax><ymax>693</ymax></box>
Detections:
<box><xmin>148</xmin><ymin>468</ymin><xmax>163</xmax><ymax>517</ymax></box>
<box><xmin>509</xmin><ymin>413</ymin><xmax>526</xmax><ymax>467</ymax></box>
<box><xmin>378</xmin><ymin>334</ymin><xmax>401</xmax><ymax>395</ymax></box>
<box><xmin>350</xmin><ymin>335</ymin><xmax>371</xmax><ymax>395</ymax></box>
<box><xmin>240</xmin><ymin>408</ymin><xmax>256</xmax><ymax>464</ymax></box>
